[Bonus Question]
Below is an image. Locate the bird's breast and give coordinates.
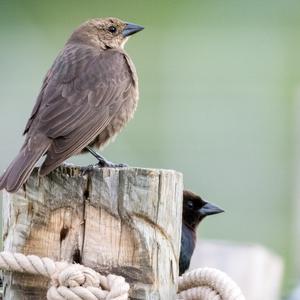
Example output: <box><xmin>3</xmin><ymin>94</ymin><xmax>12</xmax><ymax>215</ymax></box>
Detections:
<box><xmin>90</xmin><ymin>85</ymin><xmax>138</xmax><ymax>149</ymax></box>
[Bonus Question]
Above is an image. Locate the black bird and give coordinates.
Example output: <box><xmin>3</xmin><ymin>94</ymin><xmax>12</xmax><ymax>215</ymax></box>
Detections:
<box><xmin>179</xmin><ymin>190</ymin><xmax>224</xmax><ymax>276</ymax></box>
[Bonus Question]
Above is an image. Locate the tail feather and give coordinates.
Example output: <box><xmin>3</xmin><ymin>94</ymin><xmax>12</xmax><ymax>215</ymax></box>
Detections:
<box><xmin>0</xmin><ymin>138</ymin><xmax>51</xmax><ymax>193</ymax></box>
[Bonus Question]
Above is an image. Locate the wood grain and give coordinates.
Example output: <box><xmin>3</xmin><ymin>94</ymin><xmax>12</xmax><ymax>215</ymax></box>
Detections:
<box><xmin>2</xmin><ymin>165</ymin><xmax>183</xmax><ymax>300</ymax></box>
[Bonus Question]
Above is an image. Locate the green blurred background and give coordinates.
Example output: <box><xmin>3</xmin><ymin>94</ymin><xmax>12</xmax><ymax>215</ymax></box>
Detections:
<box><xmin>0</xmin><ymin>0</ymin><xmax>300</xmax><ymax>297</ymax></box>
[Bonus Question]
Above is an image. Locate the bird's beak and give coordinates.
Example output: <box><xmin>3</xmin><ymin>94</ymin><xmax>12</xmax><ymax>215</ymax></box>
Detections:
<box><xmin>123</xmin><ymin>22</ymin><xmax>144</xmax><ymax>37</ymax></box>
<box><xmin>199</xmin><ymin>202</ymin><xmax>224</xmax><ymax>216</ymax></box>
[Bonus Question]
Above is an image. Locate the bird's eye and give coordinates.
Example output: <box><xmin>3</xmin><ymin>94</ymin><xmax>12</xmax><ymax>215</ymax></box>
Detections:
<box><xmin>187</xmin><ymin>201</ymin><xmax>194</xmax><ymax>209</ymax></box>
<box><xmin>108</xmin><ymin>26</ymin><xmax>117</xmax><ymax>33</ymax></box>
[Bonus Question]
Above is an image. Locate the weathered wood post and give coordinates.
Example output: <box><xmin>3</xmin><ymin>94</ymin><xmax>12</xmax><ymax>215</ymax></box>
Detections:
<box><xmin>2</xmin><ymin>165</ymin><xmax>183</xmax><ymax>300</ymax></box>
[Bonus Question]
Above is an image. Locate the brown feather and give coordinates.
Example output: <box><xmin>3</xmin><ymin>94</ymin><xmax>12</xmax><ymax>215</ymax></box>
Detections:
<box><xmin>0</xmin><ymin>17</ymin><xmax>142</xmax><ymax>192</ymax></box>
<box><xmin>0</xmin><ymin>135</ymin><xmax>51</xmax><ymax>192</ymax></box>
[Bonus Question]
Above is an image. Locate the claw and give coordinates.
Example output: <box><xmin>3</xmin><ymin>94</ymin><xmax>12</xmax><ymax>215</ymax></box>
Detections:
<box><xmin>85</xmin><ymin>146</ymin><xmax>128</xmax><ymax>169</ymax></box>
<box><xmin>97</xmin><ymin>160</ymin><xmax>128</xmax><ymax>168</ymax></box>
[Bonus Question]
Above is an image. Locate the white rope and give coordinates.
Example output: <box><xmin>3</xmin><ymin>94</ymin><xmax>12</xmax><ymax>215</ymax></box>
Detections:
<box><xmin>0</xmin><ymin>252</ymin><xmax>129</xmax><ymax>300</ymax></box>
<box><xmin>177</xmin><ymin>268</ymin><xmax>246</xmax><ymax>300</ymax></box>
<box><xmin>0</xmin><ymin>252</ymin><xmax>245</xmax><ymax>300</ymax></box>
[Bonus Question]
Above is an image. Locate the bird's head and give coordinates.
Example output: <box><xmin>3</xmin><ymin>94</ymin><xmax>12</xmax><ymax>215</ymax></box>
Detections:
<box><xmin>182</xmin><ymin>190</ymin><xmax>224</xmax><ymax>230</ymax></box>
<box><xmin>68</xmin><ymin>18</ymin><xmax>144</xmax><ymax>49</ymax></box>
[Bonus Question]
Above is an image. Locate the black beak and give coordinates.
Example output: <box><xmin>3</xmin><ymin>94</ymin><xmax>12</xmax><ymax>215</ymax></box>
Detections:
<box><xmin>123</xmin><ymin>22</ymin><xmax>144</xmax><ymax>37</ymax></box>
<box><xmin>199</xmin><ymin>202</ymin><xmax>224</xmax><ymax>216</ymax></box>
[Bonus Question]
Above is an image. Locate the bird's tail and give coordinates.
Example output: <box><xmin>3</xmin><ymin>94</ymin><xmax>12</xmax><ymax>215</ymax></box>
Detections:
<box><xmin>0</xmin><ymin>136</ymin><xmax>51</xmax><ymax>193</ymax></box>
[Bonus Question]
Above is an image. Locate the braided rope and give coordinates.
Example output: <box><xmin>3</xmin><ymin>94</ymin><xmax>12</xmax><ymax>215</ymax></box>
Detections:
<box><xmin>0</xmin><ymin>252</ymin><xmax>129</xmax><ymax>300</ymax></box>
<box><xmin>0</xmin><ymin>252</ymin><xmax>245</xmax><ymax>300</ymax></box>
<box><xmin>177</xmin><ymin>268</ymin><xmax>246</xmax><ymax>300</ymax></box>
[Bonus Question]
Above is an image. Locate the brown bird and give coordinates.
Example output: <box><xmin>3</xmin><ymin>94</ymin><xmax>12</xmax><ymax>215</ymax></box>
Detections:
<box><xmin>179</xmin><ymin>190</ymin><xmax>224</xmax><ymax>275</ymax></box>
<box><xmin>0</xmin><ymin>18</ymin><xmax>144</xmax><ymax>192</ymax></box>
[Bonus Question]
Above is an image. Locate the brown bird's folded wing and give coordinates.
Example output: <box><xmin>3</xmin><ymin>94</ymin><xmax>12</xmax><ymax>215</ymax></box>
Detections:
<box><xmin>25</xmin><ymin>44</ymin><xmax>135</xmax><ymax>176</ymax></box>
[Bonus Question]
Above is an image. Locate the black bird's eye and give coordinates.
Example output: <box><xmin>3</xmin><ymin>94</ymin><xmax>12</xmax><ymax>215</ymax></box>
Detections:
<box><xmin>108</xmin><ymin>26</ymin><xmax>117</xmax><ymax>33</ymax></box>
<box><xmin>187</xmin><ymin>200</ymin><xmax>194</xmax><ymax>209</ymax></box>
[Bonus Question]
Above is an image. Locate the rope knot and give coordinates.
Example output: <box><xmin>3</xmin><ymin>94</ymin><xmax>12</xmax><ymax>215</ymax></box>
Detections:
<box><xmin>51</xmin><ymin>264</ymin><xmax>101</xmax><ymax>288</ymax></box>
<box><xmin>47</xmin><ymin>263</ymin><xmax>130</xmax><ymax>300</ymax></box>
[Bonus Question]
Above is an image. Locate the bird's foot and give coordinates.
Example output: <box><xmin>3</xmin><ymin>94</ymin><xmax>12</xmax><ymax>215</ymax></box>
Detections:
<box><xmin>85</xmin><ymin>146</ymin><xmax>128</xmax><ymax>169</ymax></box>
<box><xmin>97</xmin><ymin>160</ymin><xmax>128</xmax><ymax>168</ymax></box>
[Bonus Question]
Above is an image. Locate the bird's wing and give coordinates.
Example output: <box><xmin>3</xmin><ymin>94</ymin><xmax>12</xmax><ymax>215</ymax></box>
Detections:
<box><xmin>23</xmin><ymin>73</ymin><xmax>50</xmax><ymax>135</ymax></box>
<box><xmin>24</xmin><ymin>45</ymin><xmax>98</xmax><ymax>134</ymax></box>
<box><xmin>179</xmin><ymin>224</ymin><xmax>196</xmax><ymax>275</ymax></box>
<box><xmin>24</xmin><ymin>44</ymin><xmax>135</xmax><ymax>175</ymax></box>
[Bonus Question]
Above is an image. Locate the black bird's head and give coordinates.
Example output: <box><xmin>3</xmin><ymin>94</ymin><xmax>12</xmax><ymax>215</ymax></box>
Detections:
<box><xmin>182</xmin><ymin>190</ymin><xmax>224</xmax><ymax>230</ymax></box>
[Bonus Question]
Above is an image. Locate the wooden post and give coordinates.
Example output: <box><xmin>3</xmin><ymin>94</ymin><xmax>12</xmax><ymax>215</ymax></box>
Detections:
<box><xmin>2</xmin><ymin>165</ymin><xmax>183</xmax><ymax>300</ymax></box>
<box><xmin>190</xmin><ymin>240</ymin><xmax>284</xmax><ymax>300</ymax></box>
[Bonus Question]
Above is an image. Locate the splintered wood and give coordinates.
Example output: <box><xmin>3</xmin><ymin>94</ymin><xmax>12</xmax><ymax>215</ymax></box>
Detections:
<box><xmin>2</xmin><ymin>166</ymin><xmax>183</xmax><ymax>300</ymax></box>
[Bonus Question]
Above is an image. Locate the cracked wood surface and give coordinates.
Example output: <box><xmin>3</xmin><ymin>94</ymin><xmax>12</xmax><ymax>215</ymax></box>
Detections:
<box><xmin>2</xmin><ymin>165</ymin><xmax>183</xmax><ymax>300</ymax></box>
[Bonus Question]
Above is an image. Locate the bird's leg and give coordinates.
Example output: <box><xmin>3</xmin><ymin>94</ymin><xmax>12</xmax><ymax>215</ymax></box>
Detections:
<box><xmin>85</xmin><ymin>146</ymin><xmax>128</xmax><ymax>168</ymax></box>
<box><xmin>85</xmin><ymin>146</ymin><xmax>108</xmax><ymax>166</ymax></box>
